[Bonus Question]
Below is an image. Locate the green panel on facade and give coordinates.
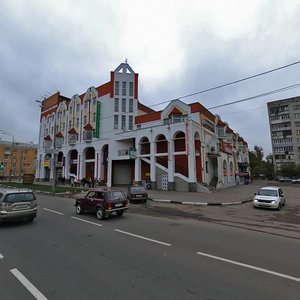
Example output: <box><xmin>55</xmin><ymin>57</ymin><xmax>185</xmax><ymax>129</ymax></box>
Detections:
<box><xmin>95</xmin><ymin>102</ymin><xmax>101</xmax><ymax>138</ymax></box>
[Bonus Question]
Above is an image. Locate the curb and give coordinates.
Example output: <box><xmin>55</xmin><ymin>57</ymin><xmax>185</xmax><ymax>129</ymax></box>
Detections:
<box><xmin>149</xmin><ymin>197</ymin><xmax>253</xmax><ymax>206</ymax></box>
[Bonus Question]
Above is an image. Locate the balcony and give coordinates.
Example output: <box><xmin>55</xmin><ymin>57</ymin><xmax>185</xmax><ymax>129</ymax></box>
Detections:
<box><xmin>55</xmin><ymin>132</ymin><xmax>64</xmax><ymax>148</ymax></box>
<box><xmin>68</xmin><ymin>128</ymin><xmax>77</xmax><ymax>145</ymax></box>
<box><xmin>43</xmin><ymin>135</ymin><xmax>52</xmax><ymax>149</ymax></box>
<box><xmin>83</xmin><ymin>123</ymin><xmax>93</xmax><ymax>142</ymax></box>
<box><xmin>68</xmin><ymin>134</ymin><xmax>77</xmax><ymax>145</ymax></box>
<box><xmin>83</xmin><ymin>130</ymin><xmax>93</xmax><ymax>142</ymax></box>
<box><xmin>275</xmin><ymin>159</ymin><xmax>295</xmax><ymax>163</ymax></box>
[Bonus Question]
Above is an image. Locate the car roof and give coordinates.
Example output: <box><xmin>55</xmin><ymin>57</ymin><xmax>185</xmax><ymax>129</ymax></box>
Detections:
<box><xmin>259</xmin><ymin>186</ymin><xmax>281</xmax><ymax>190</ymax></box>
<box><xmin>87</xmin><ymin>188</ymin><xmax>123</xmax><ymax>192</ymax></box>
<box><xmin>0</xmin><ymin>187</ymin><xmax>33</xmax><ymax>193</ymax></box>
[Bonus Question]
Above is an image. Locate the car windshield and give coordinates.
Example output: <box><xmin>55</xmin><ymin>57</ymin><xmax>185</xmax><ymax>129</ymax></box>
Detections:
<box><xmin>257</xmin><ymin>189</ymin><xmax>278</xmax><ymax>197</ymax></box>
<box><xmin>130</xmin><ymin>187</ymin><xmax>146</xmax><ymax>193</ymax></box>
<box><xmin>3</xmin><ymin>192</ymin><xmax>36</xmax><ymax>203</ymax></box>
<box><xmin>108</xmin><ymin>191</ymin><xmax>126</xmax><ymax>201</ymax></box>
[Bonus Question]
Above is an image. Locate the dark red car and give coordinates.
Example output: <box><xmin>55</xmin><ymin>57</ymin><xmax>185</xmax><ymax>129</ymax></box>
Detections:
<box><xmin>75</xmin><ymin>189</ymin><xmax>128</xmax><ymax>220</ymax></box>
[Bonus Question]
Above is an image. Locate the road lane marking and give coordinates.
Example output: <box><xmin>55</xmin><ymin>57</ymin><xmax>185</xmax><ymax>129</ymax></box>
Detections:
<box><xmin>115</xmin><ymin>229</ymin><xmax>171</xmax><ymax>247</ymax></box>
<box><xmin>0</xmin><ymin>253</ymin><xmax>3</xmax><ymax>259</ymax></box>
<box><xmin>196</xmin><ymin>251</ymin><xmax>300</xmax><ymax>283</ymax></box>
<box><xmin>71</xmin><ymin>216</ymin><xmax>103</xmax><ymax>227</ymax></box>
<box><xmin>10</xmin><ymin>268</ymin><xmax>48</xmax><ymax>300</ymax></box>
<box><xmin>43</xmin><ymin>208</ymin><xmax>64</xmax><ymax>215</ymax></box>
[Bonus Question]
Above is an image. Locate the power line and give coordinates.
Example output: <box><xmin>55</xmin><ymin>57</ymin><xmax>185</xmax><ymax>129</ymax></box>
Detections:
<box><xmin>208</xmin><ymin>82</ymin><xmax>300</xmax><ymax>110</ymax></box>
<box><xmin>149</xmin><ymin>60</ymin><xmax>300</xmax><ymax>107</ymax></box>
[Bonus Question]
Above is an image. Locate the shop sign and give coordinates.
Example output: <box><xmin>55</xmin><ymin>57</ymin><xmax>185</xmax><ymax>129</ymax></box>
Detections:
<box><xmin>129</xmin><ymin>147</ymin><xmax>137</xmax><ymax>159</ymax></box>
<box><xmin>221</xmin><ymin>140</ymin><xmax>233</xmax><ymax>155</ymax></box>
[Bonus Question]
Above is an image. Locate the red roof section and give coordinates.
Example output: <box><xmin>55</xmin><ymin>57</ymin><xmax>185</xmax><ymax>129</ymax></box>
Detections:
<box><xmin>56</xmin><ymin>132</ymin><xmax>63</xmax><ymax>138</ymax></box>
<box><xmin>68</xmin><ymin>128</ymin><xmax>77</xmax><ymax>134</ymax></box>
<box><xmin>84</xmin><ymin>123</ymin><xmax>93</xmax><ymax>130</ymax></box>
<box><xmin>168</xmin><ymin>107</ymin><xmax>182</xmax><ymax>115</ymax></box>
<box><xmin>138</xmin><ymin>102</ymin><xmax>155</xmax><ymax>114</ymax></box>
<box><xmin>189</xmin><ymin>102</ymin><xmax>215</xmax><ymax>122</ymax></box>
<box><xmin>44</xmin><ymin>135</ymin><xmax>52</xmax><ymax>141</ymax></box>
<box><xmin>135</xmin><ymin>111</ymin><xmax>161</xmax><ymax>124</ymax></box>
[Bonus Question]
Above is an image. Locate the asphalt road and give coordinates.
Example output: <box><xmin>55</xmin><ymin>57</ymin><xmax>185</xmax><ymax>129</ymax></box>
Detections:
<box><xmin>1</xmin><ymin>194</ymin><xmax>300</xmax><ymax>300</ymax></box>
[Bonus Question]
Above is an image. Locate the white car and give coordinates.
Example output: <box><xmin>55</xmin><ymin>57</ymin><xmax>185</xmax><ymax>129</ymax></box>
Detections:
<box><xmin>253</xmin><ymin>186</ymin><xmax>286</xmax><ymax>210</ymax></box>
<box><xmin>291</xmin><ymin>178</ymin><xmax>300</xmax><ymax>184</ymax></box>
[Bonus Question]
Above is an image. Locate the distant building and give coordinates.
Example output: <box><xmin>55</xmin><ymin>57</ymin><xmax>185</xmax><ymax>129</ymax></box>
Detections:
<box><xmin>0</xmin><ymin>140</ymin><xmax>37</xmax><ymax>179</ymax></box>
<box><xmin>35</xmin><ymin>62</ymin><xmax>250</xmax><ymax>192</ymax></box>
<box><xmin>267</xmin><ymin>96</ymin><xmax>300</xmax><ymax>172</ymax></box>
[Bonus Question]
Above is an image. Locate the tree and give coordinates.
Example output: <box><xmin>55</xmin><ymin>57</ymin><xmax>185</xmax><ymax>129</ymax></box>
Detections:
<box><xmin>253</xmin><ymin>145</ymin><xmax>264</xmax><ymax>161</ymax></box>
<box><xmin>249</xmin><ymin>146</ymin><xmax>274</xmax><ymax>179</ymax></box>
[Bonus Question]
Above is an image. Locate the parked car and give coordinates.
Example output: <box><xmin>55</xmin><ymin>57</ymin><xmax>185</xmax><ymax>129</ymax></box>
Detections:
<box><xmin>253</xmin><ymin>186</ymin><xmax>286</xmax><ymax>210</ymax></box>
<box><xmin>0</xmin><ymin>188</ymin><xmax>38</xmax><ymax>222</ymax></box>
<box><xmin>291</xmin><ymin>178</ymin><xmax>300</xmax><ymax>184</ymax></box>
<box><xmin>74</xmin><ymin>188</ymin><xmax>128</xmax><ymax>220</ymax></box>
<box><xmin>279</xmin><ymin>177</ymin><xmax>291</xmax><ymax>182</ymax></box>
<box><xmin>127</xmin><ymin>186</ymin><xmax>148</xmax><ymax>203</ymax></box>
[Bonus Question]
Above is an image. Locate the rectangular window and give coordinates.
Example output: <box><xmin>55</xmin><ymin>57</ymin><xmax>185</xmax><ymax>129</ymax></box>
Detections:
<box><xmin>93</xmin><ymin>112</ymin><xmax>96</xmax><ymax>122</ymax></box>
<box><xmin>84</xmin><ymin>115</ymin><xmax>87</xmax><ymax>125</ymax></box>
<box><xmin>122</xmin><ymin>82</ymin><xmax>126</xmax><ymax>96</ymax></box>
<box><xmin>128</xmin><ymin>115</ymin><xmax>133</xmax><ymax>130</ymax></box>
<box><xmin>84</xmin><ymin>101</ymin><xmax>88</xmax><ymax>109</ymax></box>
<box><xmin>70</xmin><ymin>106</ymin><xmax>73</xmax><ymax>114</ymax></box>
<box><xmin>129</xmin><ymin>82</ymin><xmax>134</xmax><ymax>96</ymax></box>
<box><xmin>115</xmin><ymin>81</ymin><xmax>119</xmax><ymax>95</ymax></box>
<box><xmin>121</xmin><ymin>115</ymin><xmax>126</xmax><ymax>130</ymax></box>
<box><xmin>122</xmin><ymin>98</ymin><xmax>126</xmax><ymax>112</ymax></box>
<box><xmin>93</xmin><ymin>98</ymin><xmax>96</xmax><ymax>106</ymax></box>
<box><xmin>297</xmin><ymin>130</ymin><xmax>300</xmax><ymax>135</ymax></box>
<box><xmin>114</xmin><ymin>115</ymin><xmax>118</xmax><ymax>129</ymax></box>
<box><xmin>295</xmin><ymin>113</ymin><xmax>300</xmax><ymax>119</ymax></box>
<box><xmin>293</xmin><ymin>104</ymin><xmax>300</xmax><ymax>110</ymax></box>
<box><xmin>114</xmin><ymin>98</ymin><xmax>119</xmax><ymax>112</ymax></box>
<box><xmin>76</xmin><ymin>118</ymin><xmax>79</xmax><ymax>127</ymax></box>
<box><xmin>76</xmin><ymin>103</ymin><xmax>80</xmax><ymax>112</ymax></box>
<box><xmin>68</xmin><ymin>120</ymin><xmax>71</xmax><ymax>129</ymax></box>
<box><xmin>129</xmin><ymin>99</ymin><xmax>133</xmax><ymax>112</ymax></box>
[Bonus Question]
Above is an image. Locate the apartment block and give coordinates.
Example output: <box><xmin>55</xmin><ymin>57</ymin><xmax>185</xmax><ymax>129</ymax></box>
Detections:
<box><xmin>267</xmin><ymin>96</ymin><xmax>300</xmax><ymax>172</ymax></box>
<box><xmin>0</xmin><ymin>140</ymin><xmax>37</xmax><ymax>179</ymax></box>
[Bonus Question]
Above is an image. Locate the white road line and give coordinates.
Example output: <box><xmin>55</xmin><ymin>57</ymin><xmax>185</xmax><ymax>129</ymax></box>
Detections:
<box><xmin>71</xmin><ymin>216</ymin><xmax>103</xmax><ymax>227</ymax></box>
<box><xmin>43</xmin><ymin>208</ymin><xmax>64</xmax><ymax>215</ymax></box>
<box><xmin>10</xmin><ymin>268</ymin><xmax>48</xmax><ymax>300</ymax></box>
<box><xmin>0</xmin><ymin>253</ymin><xmax>4</xmax><ymax>259</ymax></box>
<box><xmin>115</xmin><ymin>229</ymin><xmax>171</xmax><ymax>247</ymax></box>
<box><xmin>196</xmin><ymin>251</ymin><xmax>300</xmax><ymax>283</ymax></box>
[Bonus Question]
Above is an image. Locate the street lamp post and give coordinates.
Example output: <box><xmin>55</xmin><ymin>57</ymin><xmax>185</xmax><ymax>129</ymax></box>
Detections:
<box><xmin>0</xmin><ymin>130</ymin><xmax>15</xmax><ymax>182</ymax></box>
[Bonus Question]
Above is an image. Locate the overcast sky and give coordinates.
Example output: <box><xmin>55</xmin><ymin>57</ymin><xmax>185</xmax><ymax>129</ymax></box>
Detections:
<box><xmin>1</xmin><ymin>0</ymin><xmax>300</xmax><ymax>157</ymax></box>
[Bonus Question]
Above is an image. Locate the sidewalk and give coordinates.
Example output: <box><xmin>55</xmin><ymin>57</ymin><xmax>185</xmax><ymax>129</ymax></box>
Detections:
<box><xmin>146</xmin><ymin>182</ymin><xmax>261</xmax><ymax>206</ymax></box>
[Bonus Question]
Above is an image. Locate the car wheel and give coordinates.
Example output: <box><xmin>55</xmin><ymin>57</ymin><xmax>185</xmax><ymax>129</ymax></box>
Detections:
<box><xmin>116</xmin><ymin>210</ymin><xmax>124</xmax><ymax>217</ymax></box>
<box><xmin>76</xmin><ymin>204</ymin><xmax>84</xmax><ymax>214</ymax></box>
<box><xmin>143</xmin><ymin>199</ymin><xmax>147</xmax><ymax>203</ymax></box>
<box><xmin>277</xmin><ymin>202</ymin><xmax>281</xmax><ymax>210</ymax></box>
<box><xmin>27</xmin><ymin>216</ymin><xmax>35</xmax><ymax>222</ymax></box>
<box><xmin>96</xmin><ymin>208</ymin><xmax>105</xmax><ymax>220</ymax></box>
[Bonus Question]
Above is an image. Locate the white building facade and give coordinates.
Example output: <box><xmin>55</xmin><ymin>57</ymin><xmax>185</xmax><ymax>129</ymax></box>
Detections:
<box><xmin>35</xmin><ymin>62</ymin><xmax>250</xmax><ymax>192</ymax></box>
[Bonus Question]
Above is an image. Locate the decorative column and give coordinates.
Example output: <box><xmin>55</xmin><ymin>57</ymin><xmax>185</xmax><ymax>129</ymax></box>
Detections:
<box><xmin>134</xmin><ymin>157</ymin><xmax>142</xmax><ymax>185</ymax></box>
<box><xmin>78</xmin><ymin>152</ymin><xmax>83</xmax><ymax>180</ymax></box>
<box><xmin>106</xmin><ymin>158</ymin><xmax>112</xmax><ymax>188</ymax></box>
<box><xmin>188</xmin><ymin>126</ymin><xmax>197</xmax><ymax>192</ymax></box>
<box><xmin>167</xmin><ymin>140</ymin><xmax>175</xmax><ymax>191</ymax></box>
<box><xmin>150</xmin><ymin>141</ymin><xmax>156</xmax><ymax>189</ymax></box>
